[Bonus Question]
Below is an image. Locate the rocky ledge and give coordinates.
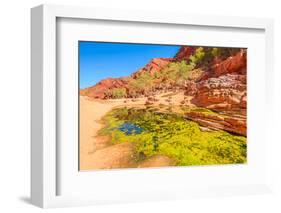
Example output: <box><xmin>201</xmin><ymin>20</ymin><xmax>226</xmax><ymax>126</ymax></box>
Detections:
<box><xmin>186</xmin><ymin>74</ymin><xmax>247</xmax><ymax>111</ymax></box>
<box><xmin>185</xmin><ymin>111</ymin><xmax>246</xmax><ymax>136</ymax></box>
<box><xmin>185</xmin><ymin>50</ymin><xmax>247</xmax><ymax>112</ymax></box>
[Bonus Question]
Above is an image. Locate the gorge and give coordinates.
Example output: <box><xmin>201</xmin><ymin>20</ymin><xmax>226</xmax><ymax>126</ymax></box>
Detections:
<box><xmin>79</xmin><ymin>44</ymin><xmax>247</xmax><ymax>170</ymax></box>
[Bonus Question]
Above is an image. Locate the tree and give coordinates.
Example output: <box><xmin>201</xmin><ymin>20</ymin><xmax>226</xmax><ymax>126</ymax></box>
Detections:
<box><xmin>189</xmin><ymin>47</ymin><xmax>205</xmax><ymax>68</ymax></box>
<box><xmin>111</xmin><ymin>88</ymin><xmax>127</xmax><ymax>99</ymax></box>
<box><xmin>129</xmin><ymin>72</ymin><xmax>154</xmax><ymax>95</ymax></box>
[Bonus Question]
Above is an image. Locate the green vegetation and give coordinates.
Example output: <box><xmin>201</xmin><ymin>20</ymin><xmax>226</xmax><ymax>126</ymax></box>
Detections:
<box><xmin>188</xmin><ymin>47</ymin><xmax>241</xmax><ymax>69</ymax></box>
<box><xmin>156</xmin><ymin>60</ymin><xmax>196</xmax><ymax>87</ymax></box>
<box><xmin>189</xmin><ymin>47</ymin><xmax>205</xmax><ymax>68</ymax></box>
<box><xmin>112</xmin><ymin>88</ymin><xmax>127</xmax><ymax>98</ymax></box>
<box><xmin>102</xmin><ymin>46</ymin><xmax>243</xmax><ymax>99</ymax></box>
<box><xmin>99</xmin><ymin>107</ymin><xmax>247</xmax><ymax>166</ymax></box>
<box><xmin>214</xmin><ymin>47</ymin><xmax>241</xmax><ymax>60</ymax></box>
<box><xmin>129</xmin><ymin>72</ymin><xmax>154</xmax><ymax>95</ymax></box>
<box><xmin>185</xmin><ymin>107</ymin><xmax>218</xmax><ymax>115</ymax></box>
<box><xmin>127</xmin><ymin>60</ymin><xmax>196</xmax><ymax>96</ymax></box>
<box><xmin>105</xmin><ymin>88</ymin><xmax>127</xmax><ymax>99</ymax></box>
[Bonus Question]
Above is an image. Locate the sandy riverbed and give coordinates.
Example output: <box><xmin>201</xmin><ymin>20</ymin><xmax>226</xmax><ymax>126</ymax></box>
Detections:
<box><xmin>79</xmin><ymin>91</ymin><xmax>191</xmax><ymax>170</ymax></box>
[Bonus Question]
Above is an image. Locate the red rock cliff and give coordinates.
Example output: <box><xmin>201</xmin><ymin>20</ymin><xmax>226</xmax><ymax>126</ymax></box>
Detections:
<box><xmin>131</xmin><ymin>58</ymin><xmax>174</xmax><ymax>78</ymax></box>
<box><xmin>174</xmin><ymin>46</ymin><xmax>196</xmax><ymax>62</ymax></box>
<box><xmin>80</xmin><ymin>77</ymin><xmax>131</xmax><ymax>99</ymax></box>
<box><xmin>186</xmin><ymin>49</ymin><xmax>247</xmax><ymax>111</ymax></box>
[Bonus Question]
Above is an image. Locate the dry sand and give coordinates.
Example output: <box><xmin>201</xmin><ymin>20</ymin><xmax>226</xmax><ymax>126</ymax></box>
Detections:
<box><xmin>79</xmin><ymin>96</ymin><xmax>146</xmax><ymax>170</ymax></box>
<box><xmin>79</xmin><ymin>91</ymin><xmax>191</xmax><ymax>170</ymax></box>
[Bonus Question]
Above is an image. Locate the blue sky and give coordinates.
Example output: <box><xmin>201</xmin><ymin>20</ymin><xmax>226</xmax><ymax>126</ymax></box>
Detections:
<box><xmin>79</xmin><ymin>41</ymin><xmax>180</xmax><ymax>89</ymax></box>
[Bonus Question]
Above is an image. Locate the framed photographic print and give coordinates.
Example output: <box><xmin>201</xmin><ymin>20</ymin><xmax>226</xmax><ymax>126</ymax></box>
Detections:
<box><xmin>31</xmin><ymin>4</ymin><xmax>274</xmax><ymax>208</ymax></box>
<box><xmin>78</xmin><ymin>42</ymin><xmax>247</xmax><ymax>170</ymax></box>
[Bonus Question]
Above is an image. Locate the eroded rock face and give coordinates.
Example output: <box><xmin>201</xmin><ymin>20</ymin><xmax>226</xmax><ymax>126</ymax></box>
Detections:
<box><xmin>185</xmin><ymin>111</ymin><xmax>246</xmax><ymax>136</ymax></box>
<box><xmin>211</xmin><ymin>50</ymin><xmax>247</xmax><ymax>77</ymax></box>
<box><xmin>190</xmin><ymin>74</ymin><xmax>247</xmax><ymax>111</ymax></box>
<box><xmin>80</xmin><ymin>47</ymin><xmax>247</xmax><ymax>136</ymax></box>
<box><xmin>80</xmin><ymin>58</ymin><xmax>174</xmax><ymax>99</ymax></box>
<box><xmin>184</xmin><ymin>49</ymin><xmax>247</xmax><ymax>136</ymax></box>
<box><xmin>174</xmin><ymin>46</ymin><xmax>196</xmax><ymax>62</ymax></box>
<box><xmin>184</xmin><ymin>80</ymin><xmax>198</xmax><ymax>96</ymax></box>
<box><xmin>131</xmin><ymin>58</ymin><xmax>174</xmax><ymax>78</ymax></box>
<box><xmin>185</xmin><ymin>49</ymin><xmax>247</xmax><ymax>112</ymax></box>
<box><xmin>80</xmin><ymin>77</ymin><xmax>131</xmax><ymax>99</ymax></box>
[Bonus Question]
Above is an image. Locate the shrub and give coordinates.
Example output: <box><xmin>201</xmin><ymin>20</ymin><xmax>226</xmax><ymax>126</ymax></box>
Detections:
<box><xmin>189</xmin><ymin>47</ymin><xmax>205</xmax><ymax>67</ymax></box>
<box><xmin>111</xmin><ymin>88</ymin><xmax>127</xmax><ymax>99</ymax></box>
<box><xmin>129</xmin><ymin>72</ymin><xmax>154</xmax><ymax>95</ymax></box>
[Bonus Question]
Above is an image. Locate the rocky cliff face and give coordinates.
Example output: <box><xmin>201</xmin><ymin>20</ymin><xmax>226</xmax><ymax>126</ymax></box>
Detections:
<box><xmin>211</xmin><ymin>50</ymin><xmax>246</xmax><ymax>77</ymax></box>
<box><xmin>185</xmin><ymin>111</ymin><xmax>246</xmax><ymax>136</ymax></box>
<box><xmin>184</xmin><ymin>49</ymin><xmax>247</xmax><ymax>135</ymax></box>
<box><xmin>80</xmin><ymin>58</ymin><xmax>174</xmax><ymax>99</ymax></box>
<box><xmin>174</xmin><ymin>46</ymin><xmax>196</xmax><ymax>62</ymax></box>
<box><xmin>80</xmin><ymin>46</ymin><xmax>199</xmax><ymax>99</ymax></box>
<box><xmin>81</xmin><ymin>46</ymin><xmax>247</xmax><ymax>111</ymax></box>
<box><xmin>80</xmin><ymin>45</ymin><xmax>247</xmax><ymax>136</ymax></box>
<box><xmin>186</xmin><ymin>50</ymin><xmax>247</xmax><ymax>111</ymax></box>
<box><xmin>131</xmin><ymin>58</ymin><xmax>174</xmax><ymax>78</ymax></box>
<box><xmin>80</xmin><ymin>77</ymin><xmax>131</xmax><ymax>99</ymax></box>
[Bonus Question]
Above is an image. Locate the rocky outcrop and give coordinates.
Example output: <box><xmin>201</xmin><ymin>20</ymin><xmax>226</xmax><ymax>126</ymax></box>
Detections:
<box><xmin>184</xmin><ymin>80</ymin><xmax>198</xmax><ymax>96</ymax></box>
<box><xmin>80</xmin><ymin>45</ymin><xmax>247</xmax><ymax>136</ymax></box>
<box><xmin>183</xmin><ymin>49</ymin><xmax>247</xmax><ymax>136</ymax></box>
<box><xmin>211</xmin><ymin>50</ymin><xmax>247</xmax><ymax>77</ymax></box>
<box><xmin>81</xmin><ymin>46</ymin><xmax>247</xmax><ymax>114</ymax></box>
<box><xmin>80</xmin><ymin>58</ymin><xmax>174</xmax><ymax>99</ymax></box>
<box><xmin>188</xmin><ymin>74</ymin><xmax>247</xmax><ymax>111</ymax></box>
<box><xmin>131</xmin><ymin>58</ymin><xmax>174</xmax><ymax>78</ymax></box>
<box><xmin>80</xmin><ymin>77</ymin><xmax>131</xmax><ymax>99</ymax></box>
<box><xmin>174</xmin><ymin>46</ymin><xmax>196</xmax><ymax>62</ymax></box>
<box><xmin>185</xmin><ymin>49</ymin><xmax>247</xmax><ymax>111</ymax></box>
<box><xmin>185</xmin><ymin>111</ymin><xmax>246</xmax><ymax>136</ymax></box>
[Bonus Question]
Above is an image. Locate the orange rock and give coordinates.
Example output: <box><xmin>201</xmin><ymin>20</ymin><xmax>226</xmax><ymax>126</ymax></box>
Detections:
<box><xmin>211</xmin><ymin>50</ymin><xmax>247</xmax><ymax>77</ymax></box>
<box><xmin>131</xmin><ymin>58</ymin><xmax>174</xmax><ymax>78</ymax></box>
<box><xmin>185</xmin><ymin>111</ymin><xmax>247</xmax><ymax>136</ymax></box>
<box><xmin>189</xmin><ymin>74</ymin><xmax>247</xmax><ymax>111</ymax></box>
<box><xmin>174</xmin><ymin>46</ymin><xmax>196</xmax><ymax>62</ymax></box>
<box><xmin>80</xmin><ymin>77</ymin><xmax>131</xmax><ymax>99</ymax></box>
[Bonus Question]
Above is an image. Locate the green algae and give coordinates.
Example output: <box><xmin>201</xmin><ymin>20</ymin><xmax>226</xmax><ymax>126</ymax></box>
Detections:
<box><xmin>98</xmin><ymin>107</ymin><xmax>247</xmax><ymax>166</ymax></box>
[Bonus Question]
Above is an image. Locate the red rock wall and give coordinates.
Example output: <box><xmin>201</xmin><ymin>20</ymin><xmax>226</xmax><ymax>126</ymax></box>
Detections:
<box><xmin>174</xmin><ymin>46</ymin><xmax>196</xmax><ymax>62</ymax></box>
<box><xmin>211</xmin><ymin>49</ymin><xmax>247</xmax><ymax>77</ymax></box>
<box><xmin>187</xmin><ymin>49</ymin><xmax>247</xmax><ymax>111</ymax></box>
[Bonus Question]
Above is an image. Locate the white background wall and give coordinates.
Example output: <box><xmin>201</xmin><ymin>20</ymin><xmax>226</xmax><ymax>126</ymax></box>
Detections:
<box><xmin>0</xmin><ymin>0</ymin><xmax>280</xmax><ymax>212</ymax></box>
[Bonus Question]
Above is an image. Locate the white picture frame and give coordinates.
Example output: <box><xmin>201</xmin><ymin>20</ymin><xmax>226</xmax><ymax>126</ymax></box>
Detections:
<box><xmin>31</xmin><ymin>4</ymin><xmax>274</xmax><ymax>208</ymax></box>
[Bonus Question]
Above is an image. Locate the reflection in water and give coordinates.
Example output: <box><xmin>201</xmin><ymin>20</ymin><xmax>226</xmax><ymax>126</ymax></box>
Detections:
<box><xmin>118</xmin><ymin>123</ymin><xmax>143</xmax><ymax>135</ymax></box>
<box><xmin>99</xmin><ymin>106</ymin><xmax>247</xmax><ymax>166</ymax></box>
